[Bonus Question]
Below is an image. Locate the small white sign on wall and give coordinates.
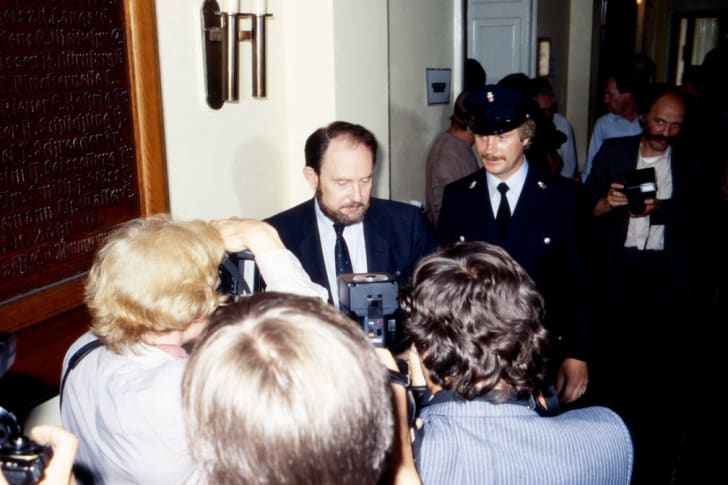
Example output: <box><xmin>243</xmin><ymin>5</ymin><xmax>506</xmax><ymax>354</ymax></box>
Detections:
<box><xmin>426</xmin><ymin>68</ymin><xmax>451</xmax><ymax>105</ymax></box>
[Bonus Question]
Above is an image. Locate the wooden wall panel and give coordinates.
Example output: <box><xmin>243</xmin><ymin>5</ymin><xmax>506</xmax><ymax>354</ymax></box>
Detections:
<box><xmin>0</xmin><ymin>0</ymin><xmax>168</xmax><ymax>415</ymax></box>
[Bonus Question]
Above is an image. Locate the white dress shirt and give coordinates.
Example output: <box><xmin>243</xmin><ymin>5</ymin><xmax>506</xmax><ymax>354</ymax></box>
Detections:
<box><xmin>624</xmin><ymin>147</ymin><xmax>672</xmax><ymax>251</ymax></box>
<box><xmin>486</xmin><ymin>159</ymin><xmax>529</xmax><ymax>218</ymax></box>
<box><xmin>314</xmin><ymin>199</ymin><xmax>367</xmax><ymax>307</ymax></box>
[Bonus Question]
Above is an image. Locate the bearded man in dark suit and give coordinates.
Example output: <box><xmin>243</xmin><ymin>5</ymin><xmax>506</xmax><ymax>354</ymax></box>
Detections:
<box><xmin>266</xmin><ymin>121</ymin><xmax>437</xmax><ymax>309</ymax></box>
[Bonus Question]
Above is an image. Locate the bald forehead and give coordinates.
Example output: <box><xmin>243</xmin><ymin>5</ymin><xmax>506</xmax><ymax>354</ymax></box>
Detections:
<box><xmin>650</xmin><ymin>92</ymin><xmax>685</xmax><ymax>118</ymax></box>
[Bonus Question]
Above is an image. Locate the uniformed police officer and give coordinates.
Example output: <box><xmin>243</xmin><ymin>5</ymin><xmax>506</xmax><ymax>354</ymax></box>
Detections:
<box><xmin>437</xmin><ymin>84</ymin><xmax>590</xmax><ymax>405</ymax></box>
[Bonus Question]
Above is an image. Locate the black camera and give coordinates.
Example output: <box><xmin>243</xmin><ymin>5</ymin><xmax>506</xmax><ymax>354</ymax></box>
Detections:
<box><xmin>217</xmin><ymin>250</ymin><xmax>263</xmax><ymax>297</ymax></box>
<box><xmin>0</xmin><ymin>407</ymin><xmax>52</xmax><ymax>485</ymax></box>
<box><xmin>620</xmin><ymin>167</ymin><xmax>657</xmax><ymax>214</ymax></box>
<box><xmin>1</xmin><ymin>334</ymin><xmax>52</xmax><ymax>485</ymax></box>
<box><xmin>338</xmin><ymin>273</ymin><xmax>406</xmax><ymax>351</ymax></box>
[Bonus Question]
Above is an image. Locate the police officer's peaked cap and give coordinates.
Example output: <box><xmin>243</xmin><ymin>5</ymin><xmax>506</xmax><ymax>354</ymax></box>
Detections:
<box><xmin>464</xmin><ymin>84</ymin><xmax>538</xmax><ymax>135</ymax></box>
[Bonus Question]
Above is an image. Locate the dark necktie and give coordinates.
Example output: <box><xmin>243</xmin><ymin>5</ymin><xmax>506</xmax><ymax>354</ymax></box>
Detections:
<box><xmin>333</xmin><ymin>223</ymin><xmax>353</xmax><ymax>275</ymax></box>
<box><xmin>496</xmin><ymin>182</ymin><xmax>511</xmax><ymax>240</ymax></box>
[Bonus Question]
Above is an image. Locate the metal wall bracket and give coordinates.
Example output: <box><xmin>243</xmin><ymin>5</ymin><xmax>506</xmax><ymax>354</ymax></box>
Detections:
<box><xmin>201</xmin><ymin>0</ymin><xmax>271</xmax><ymax>110</ymax></box>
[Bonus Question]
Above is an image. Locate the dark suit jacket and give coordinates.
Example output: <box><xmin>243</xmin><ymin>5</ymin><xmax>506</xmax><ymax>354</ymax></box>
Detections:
<box><xmin>583</xmin><ymin>134</ymin><xmax>714</xmax><ymax>303</ymax></box>
<box><xmin>266</xmin><ymin>197</ymin><xmax>438</xmax><ymax>301</ymax></box>
<box><xmin>437</xmin><ymin>166</ymin><xmax>590</xmax><ymax>362</ymax></box>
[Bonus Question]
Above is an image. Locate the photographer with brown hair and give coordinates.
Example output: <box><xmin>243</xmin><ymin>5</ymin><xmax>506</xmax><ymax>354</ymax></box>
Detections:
<box><xmin>401</xmin><ymin>242</ymin><xmax>632</xmax><ymax>484</ymax></box>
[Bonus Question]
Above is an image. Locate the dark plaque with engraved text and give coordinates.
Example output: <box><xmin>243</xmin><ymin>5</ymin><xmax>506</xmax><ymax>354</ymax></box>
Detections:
<box><xmin>1</xmin><ymin>0</ymin><xmax>141</xmax><ymax>307</ymax></box>
<box><xmin>0</xmin><ymin>0</ymin><xmax>166</xmax><ymax>408</ymax></box>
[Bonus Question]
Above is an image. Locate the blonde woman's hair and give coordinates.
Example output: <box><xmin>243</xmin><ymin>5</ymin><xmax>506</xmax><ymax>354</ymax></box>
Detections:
<box><xmin>183</xmin><ymin>292</ymin><xmax>394</xmax><ymax>485</ymax></box>
<box><xmin>85</xmin><ymin>214</ymin><xmax>225</xmax><ymax>353</ymax></box>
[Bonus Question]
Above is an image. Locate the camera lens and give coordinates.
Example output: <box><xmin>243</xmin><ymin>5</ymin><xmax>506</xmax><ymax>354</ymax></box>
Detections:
<box><xmin>0</xmin><ymin>407</ymin><xmax>22</xmax><ymax>445</ymax></box>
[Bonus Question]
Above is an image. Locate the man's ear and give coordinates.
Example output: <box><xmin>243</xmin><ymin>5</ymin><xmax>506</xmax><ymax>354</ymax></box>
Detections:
<box><xmin>303</xmin><ymin>166</ymin><xmax>319</xmax><ymax>191</ymax></box>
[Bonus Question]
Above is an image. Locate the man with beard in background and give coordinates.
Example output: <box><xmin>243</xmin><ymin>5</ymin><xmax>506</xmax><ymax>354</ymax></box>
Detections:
<box><xmin>267</xmin><ymin>121</ymin><xmax>437</xmax><ymax>308</ymax></box>
<box><xmin>583</xmin><ymin>85</ymin><xmax>719</xmax><ymax>484</ymax></box>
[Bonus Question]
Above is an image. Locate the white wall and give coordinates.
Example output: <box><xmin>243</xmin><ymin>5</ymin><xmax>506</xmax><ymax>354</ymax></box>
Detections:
<box><xmin>155</xmin><ymin>1</ymin><xmax>594</xmax><ymax>219</ymax></box>
<box><xmin>565</xmin><ymin>0</ymin><xmax>594</xmax><ymax>170</ymax></box>
<box><xmin>155</xmin><ymin>0</ymin><xmax>391</xmax><ymax>220</ymax></box>
<box><xmin>333</xmin><ymin>1</ymin><xmax>390</xmax><ymax>197</ymax></box>
<box><xmin>389</xmin><ymin>0</ymin><xmax>455</xmax><ymax>205</ymax></box>
<box><xmin>156</xmin><ymin>0</ymin><xmax>298</xmax><ymax>220</ymax></box>
<box><xmin>155</xmin><ymin>0</ymin><xmax>453</xmax><ymax>221</ymax></box>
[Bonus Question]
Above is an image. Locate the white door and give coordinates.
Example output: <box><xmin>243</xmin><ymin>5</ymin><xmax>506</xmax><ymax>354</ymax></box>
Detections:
<box><xmin>467</xmin><ymin>0</ymin><xmax>537</xmax><ymax>84</ymax></box>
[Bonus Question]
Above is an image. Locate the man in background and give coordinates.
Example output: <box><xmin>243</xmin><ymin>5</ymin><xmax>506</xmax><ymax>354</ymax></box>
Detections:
<box><xmin>583</xmin><ymin>85</ymin><xmax>718</xmax><ymax>483</ymax></box>
<box><xmin>531</xmin><ymin>76</ymin><xmax>579</xmax><ymax>180</ymax></box>
<box><xmin>582</xmin><ymin>67</ymin><xmax>643</xmax><ymax>182</ymax></box>
<box><xmin>424</xmin><ymin>91</ymin><xmax>481</xmax><ymax>227</ymax></box>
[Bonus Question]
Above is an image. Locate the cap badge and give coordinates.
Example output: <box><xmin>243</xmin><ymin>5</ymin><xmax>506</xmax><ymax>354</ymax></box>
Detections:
<box><xmin>486</xmin><ymin>91</ymin><xmax>495</xmax><ymax>103</ymax></box>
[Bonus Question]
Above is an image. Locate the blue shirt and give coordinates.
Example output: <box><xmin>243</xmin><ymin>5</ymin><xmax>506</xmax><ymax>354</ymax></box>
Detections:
<box><xmin>582</xmin><ymin>113</ymin><xmax>642</xmax><ymax>182</ymax></box>
<box><xmin>416</xmin><ymin>398</ymin><xmax>633</xmax><ymax>485</ymax></box>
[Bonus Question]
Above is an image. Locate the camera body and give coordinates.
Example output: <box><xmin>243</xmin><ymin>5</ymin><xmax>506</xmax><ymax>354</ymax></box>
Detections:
<box><xmin>1</xmin><ymin>335</ymin><xmax>52</xmax><ymax>485</ymax></box>
<box><xmin>0</xmin><ymin>333</ymin><xmax>16</xmax><ymax>381</ymax></box>
<box><xmin>0</xmin><ymin>407</ymin><xmax>52</xmax><ymax>485</ymax></box>
<box><xmin>338</xmin><ymin>273</ymin><xmax>402</xmax><ymax>350</ymax></box>
<box><xmin>620</xmin><ymin>167</ymin><xmax>657</xmax><ymax>214</ymax></box>
<box><xmin>217</xmin><ymin>250</ymin><xmax>263</xmax><ymax>297</ymax></box>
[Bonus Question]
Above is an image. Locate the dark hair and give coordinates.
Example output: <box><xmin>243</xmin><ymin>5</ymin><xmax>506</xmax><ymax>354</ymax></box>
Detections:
<box><xmin>304</xmin><ymin>121</ymin><xmax>378</xmax><ymax>174</ymax></box>
<box><xmin>497</xmin><ymin>73</ymin><xmax>533</xmax><ymax>97</ymax></box>
<box><xmin>450</xmin><ymin>90</ymin><xmax>472</xmax><ymax>129</ymax></box>
<box><xmin>400</xmin><ymin>242</ymin><xmax>550</xmax><ymax>402</ymax></box>
<box><xmin>681</xmin><ymin>64</ymin><xmax>707</xmax><ymax>94</ymax></box>
<box><xmin>530</xmin><ymin>76</ymin><xmax>555</xmax><ymax>98</ymax></box>
<box><xmin>631</xmin><ymin>52</ymin><xmax>657</xmax><ymax>84</ymax></box>
<box><xmin>464</xmin><ymin>58</ymin><xmax>487</xmax><ymax>91</ymax></box>
<box><xmin>611</xmin><ymin>66</ymin><xmax>639</xmax><ymax>94</ymax></box>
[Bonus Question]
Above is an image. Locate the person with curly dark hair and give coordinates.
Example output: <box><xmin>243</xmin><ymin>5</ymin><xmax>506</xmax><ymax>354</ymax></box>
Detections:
<box><xmin>400</xmin><ymin>241</ymin><xmax>633</xmax><ymax>485</ymax></box>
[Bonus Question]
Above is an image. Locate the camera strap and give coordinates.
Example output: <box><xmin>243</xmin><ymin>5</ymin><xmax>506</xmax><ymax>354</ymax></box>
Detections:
<box><xmin>220</xmin><ymin>254</ymin><xmax>254</xmax><ymax>295</ymax></box>
<box><xmin>419</xmin><ymin>386</ymin><xmax>560</xmax><ymax>417</ymax></box>
<box><xmin>59</xmin><ymin>339</ymin><xmax>102</xmax><ymax>410</ymax></box>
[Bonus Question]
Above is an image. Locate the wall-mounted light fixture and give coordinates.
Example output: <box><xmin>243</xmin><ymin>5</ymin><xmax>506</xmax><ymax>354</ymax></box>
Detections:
<box><xmin>201</xmin><ymin>0</ymin><xmax>271</xmax><ymax>109</ymax></box>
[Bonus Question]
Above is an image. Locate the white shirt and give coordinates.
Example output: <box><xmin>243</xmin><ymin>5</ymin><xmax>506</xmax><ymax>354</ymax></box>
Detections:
<box><xmin>486</xmin><ymin>159</ymin><xmax>529</xmax><ymax>218</ymax></box>
<box><xmin>553</xmin><ymin>113</ymin><xmax>578</xmax><ymax>179</ymax></box>
<box><xmin>61</xmin><ymin>334</ymin><xmax>191</xmax><ymax>485</ymax></box>
<box><xmin>313</xmin><ymin>198</ymin><xmax>367</xmax><ymax>307</ymax></box>
<box><xmin>624</xmin><ymin>147</ymin><xmax>672</xmax><ymax>251</ymax></box>
<box><xmin>60</xmin><ymin>249</ymin><xmax>328</xmax><ymax>484</ymax></box>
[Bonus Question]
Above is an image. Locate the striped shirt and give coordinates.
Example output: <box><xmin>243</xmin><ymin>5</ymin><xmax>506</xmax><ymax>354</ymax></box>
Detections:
<box><xmin>416</xmin><ymin>399</ymin><xmax>633</xmax><ymax>485</ymax></box>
